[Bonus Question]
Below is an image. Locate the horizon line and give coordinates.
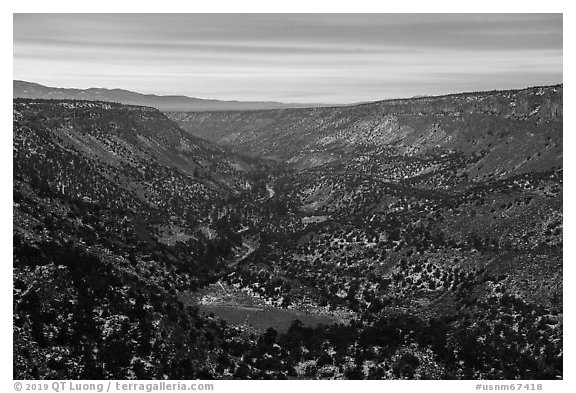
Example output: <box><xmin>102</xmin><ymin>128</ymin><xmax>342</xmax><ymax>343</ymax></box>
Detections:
<box><xmin>13</xmin><ymin>79</ymin><xmax>564</xmax><ymax>109</ymax></box>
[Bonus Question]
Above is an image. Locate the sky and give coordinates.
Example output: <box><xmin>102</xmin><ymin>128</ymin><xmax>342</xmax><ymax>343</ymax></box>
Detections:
<box><xmin>13</xmin><ymin>14</ymin><xmax>563</xmax><ymax>104</ymax></box>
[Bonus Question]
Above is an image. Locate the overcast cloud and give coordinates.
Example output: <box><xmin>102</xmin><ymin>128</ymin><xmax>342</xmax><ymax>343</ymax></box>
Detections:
<box><xmin>13</xmin><ymin>14</ymin><xmax>563</xmax><ymax>103</ymax></box>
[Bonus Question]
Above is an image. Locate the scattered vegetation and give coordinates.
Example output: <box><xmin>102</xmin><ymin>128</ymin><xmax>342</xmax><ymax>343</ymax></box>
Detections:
<box><xmin>14</xmin><ymin>85</ymin><xmax>562</xmax><ymax>380</ymax></box>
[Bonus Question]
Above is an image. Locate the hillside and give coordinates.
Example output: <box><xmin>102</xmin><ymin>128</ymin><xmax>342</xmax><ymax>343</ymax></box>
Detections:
<box><xmin>13</xmin><ymin>80</ymin><xmax>322</xmax><ymax>112</ymax></box>
<box><xmin>13</xmin><ymin>85</ymin><xmax>563</xmax><ymax>380</ymax></box>
<box><xmin>13</xmin><ymin>99</ymin><xmax>272</xmax><ymax>378</ymax></box>
<box><xmin>169</xmin><ymin>85</ymin><xmax>563</xmax><ymax>379</ymax></box>
<box><xmin>167</xmin><ymin>84</ymin><xmax>562</xmax><ymax>179</ymax></box>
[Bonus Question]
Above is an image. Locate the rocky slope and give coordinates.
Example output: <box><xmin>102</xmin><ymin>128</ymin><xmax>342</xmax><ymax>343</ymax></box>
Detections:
<box><xmin>165</xmin><ymin>85</ymin><xmax>563</xmax><ymax>379</ymax></box>
<box><xmin>13</xmin><ymin>99</ymin><xmax>270</xmax><ymax>378</ymax></box>
<box><xmin>168</xmin><ymin>85</ymin><xmax>562</xmax><ymax>179</ymax></box>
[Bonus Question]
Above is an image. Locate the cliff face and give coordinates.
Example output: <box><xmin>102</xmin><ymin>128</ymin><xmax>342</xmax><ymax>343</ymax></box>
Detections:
<box><xmin>167</xmin><ymin>85</ymin><xmax>562</xmax><ymax>179</ymax></box>
<box><xmin>370</xmin><ymin>85</ymin><xmax>562</xmax><ymax>120</ymax></box>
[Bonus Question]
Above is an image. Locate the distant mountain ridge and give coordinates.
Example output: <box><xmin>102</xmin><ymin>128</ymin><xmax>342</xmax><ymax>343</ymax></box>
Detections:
<box><xmin>13</xmin><ymin>80</ymin><xmax>325</xmax><ymax>112</ymax></box>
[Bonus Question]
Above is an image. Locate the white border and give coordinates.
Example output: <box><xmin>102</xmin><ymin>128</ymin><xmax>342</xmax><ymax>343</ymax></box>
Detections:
<box><xmin>3</xmin><ymin>2</ymin><xmax>572</xmax><ymax>392</ymax></box>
